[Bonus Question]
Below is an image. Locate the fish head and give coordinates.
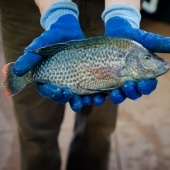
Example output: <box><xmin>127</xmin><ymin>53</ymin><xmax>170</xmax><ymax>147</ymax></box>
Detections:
<box><xmin>126</xmin><ymin>44</ymin><xmax>170</xmax><ymax>80</ymax></box>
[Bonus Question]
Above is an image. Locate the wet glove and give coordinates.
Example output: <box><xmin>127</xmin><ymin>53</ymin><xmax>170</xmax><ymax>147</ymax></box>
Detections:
<box><xmin>102</xmin><ymin>4</ymin><xmax>170</xmax><ymax>103</ymax></box>
<box><xmin>13</xmin><ymin>1</ymin><xmax>86</xmax><ymax>110</ymax></box>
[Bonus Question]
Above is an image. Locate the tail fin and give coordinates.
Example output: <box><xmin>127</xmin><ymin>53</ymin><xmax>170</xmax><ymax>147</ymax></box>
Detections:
<box><xmin>2</xmin><ymin>62</ymin><xmax>32</xmax><ymax>97</ymax></box>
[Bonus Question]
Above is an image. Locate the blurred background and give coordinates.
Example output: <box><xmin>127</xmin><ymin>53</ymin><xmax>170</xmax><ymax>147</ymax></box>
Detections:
<box><xmin>0</xmin><ymin>1</ymin><xmax>170</xmax><ymax>170</ymax></box>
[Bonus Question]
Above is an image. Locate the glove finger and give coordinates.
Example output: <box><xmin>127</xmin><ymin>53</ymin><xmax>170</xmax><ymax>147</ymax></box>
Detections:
<box><xmin>105</xmin><ymin>17</ymin><xmax>170</xmax><ymax>53</ymax></box>
<box><xmin>110</xmin><ymin>88</ymin><xmax>126</xmax><ymax>104</ymax></box>
<box><xmin>54</xmin><ymin>87</ymin><xmax>73</xmax><ymax>104</ymax></box>
<box><xmin>107</xmin><ymin>27</ymin><xmax>170</xmax><ymax>53</ymax></box>
<box><xmin>36</xmin><ymin>83</ymin><xmax>62</xmax><ymax>100</ymax></box>
<box><xmin>93</xmin><ymin>94</ymin><xmax>106</xmax><ymax>106</ymax></box>
<box><xmin>69</xmin><ymin>95</ymin><xmax>83</xmax><ymax>112</ymax></box>
<box><xmin>82</xmin><ymin>95</ymin><xmax>93</xmax><ymax>105</ymax></box>
<box><xmin>13</xmin><ymin>53</ymin><xmax>42</xmax><ymax>76</ymax></box>
<box><xmin>133</xmin><ymin>29</ymin><xmax>170</xmax><ymax>53</ymax></box>
<box><xmin>137</xmin><ymin>79</ymin><xmax>158</xmax><ymax>95</ymax></box>
<box><xmin>122</xmin><ymin>81</ymin><xmax>142</xmax><ymax>100</ymax></box>
<box><xmin>14</xmin><ymin>35</ymin><xmax>55</xmax><ymax>77</ymax></box>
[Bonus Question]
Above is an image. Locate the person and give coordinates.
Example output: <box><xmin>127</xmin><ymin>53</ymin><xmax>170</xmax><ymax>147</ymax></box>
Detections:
<box><xmin>1</xmin><ymin>0</ymin><xmax>170</xmax><ymax>170</ymax></box>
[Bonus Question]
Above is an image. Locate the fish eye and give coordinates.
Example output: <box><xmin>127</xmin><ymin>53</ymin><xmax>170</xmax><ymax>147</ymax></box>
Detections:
<box><xmin>144</xmin><ymin>54</ymin><xmax>152</xmax><ymax>60</ymax></box>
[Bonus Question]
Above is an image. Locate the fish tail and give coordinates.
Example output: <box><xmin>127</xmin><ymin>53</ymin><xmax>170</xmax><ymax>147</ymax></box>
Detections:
<box><xmin>2</xmin><ymin>62</ymin><xmax>32</xmax><ymax>97</ymax></box>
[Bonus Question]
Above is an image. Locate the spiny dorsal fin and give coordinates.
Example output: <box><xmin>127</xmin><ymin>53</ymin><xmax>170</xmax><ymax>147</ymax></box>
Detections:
<box><xmin>26</xmin><ymin>37</ymin><xmax>105</xmax><ymax>58</ymax></box>
<box><xmin>27</xmin><ymin>43</ymin><xmax>70</xmax><ymax>58</ymax></box>
<box><xmin>27</xmin><ymin>38</ymin><xmax>88</xmax><ymax>58</ymax></box>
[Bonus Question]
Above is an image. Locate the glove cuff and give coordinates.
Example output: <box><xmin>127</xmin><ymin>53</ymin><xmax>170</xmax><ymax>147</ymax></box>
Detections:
<box><xmin>41</xmin><ymin>1</ymin><xmax>79</xmax><ymax>30</ymax></box>
<box><xmin>102</xmin><ymin>4</ymin><xmax>141</xmax><ymax>28</ymax></box>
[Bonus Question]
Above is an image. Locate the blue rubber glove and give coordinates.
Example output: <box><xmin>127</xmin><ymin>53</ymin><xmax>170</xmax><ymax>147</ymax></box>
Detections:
<box><xmin>13</xmin><ymin>1</ymin><xmax>87</xmax><ymax>111</ymax></box>
<box><xmin>102</xmin><ymin>4</ymin><xmax>170</xmax><ymax>104</ymax></box>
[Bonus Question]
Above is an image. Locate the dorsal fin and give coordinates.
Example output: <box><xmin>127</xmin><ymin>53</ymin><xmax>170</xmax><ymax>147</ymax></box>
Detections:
<box><xmin>27</xmin><ymin>43</ymin><xmax>70</xmax><ymax>58</ymax></box>
<box><xmin>26</xmin><ymin>36</ymin><xmax>108</xmax><ymax>58</ymax></box>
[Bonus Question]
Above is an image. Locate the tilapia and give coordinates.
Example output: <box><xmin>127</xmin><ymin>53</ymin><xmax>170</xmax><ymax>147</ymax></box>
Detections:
<box><xmin>2</xmin><ymin>36</ymin><xmax>170</xmax><ymax>97</ymax></box>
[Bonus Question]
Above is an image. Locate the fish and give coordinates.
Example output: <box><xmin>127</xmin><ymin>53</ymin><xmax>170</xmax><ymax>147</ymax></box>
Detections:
<box><xmin>2</xmin><ymin>36</ymin><xmax>170</xmax><ymax>97</ymax></box>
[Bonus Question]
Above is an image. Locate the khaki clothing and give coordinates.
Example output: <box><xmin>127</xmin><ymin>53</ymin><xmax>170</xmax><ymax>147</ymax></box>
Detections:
<box><xmin>0</xmin><ymin>0</ymin><xmax>118</xmax><ymax>170</ymax></box>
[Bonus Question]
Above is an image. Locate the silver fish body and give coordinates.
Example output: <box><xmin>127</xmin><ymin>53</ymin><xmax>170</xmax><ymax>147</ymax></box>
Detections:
<box><xmin>31</xmin><ymin>36</ymin><xmax>169</xmax><ymax>95</ymax></box>
<box><xmin>2</xmin><ymin>36</ymin><xmax>169</xmax><ymax>96</ymax></box>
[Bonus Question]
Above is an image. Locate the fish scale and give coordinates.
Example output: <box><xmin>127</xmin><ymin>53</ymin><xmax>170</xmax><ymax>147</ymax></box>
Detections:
<box><xmin>32</xmin><ymin>39</ymin><xmax>128</xmax><ymax>93</ymax></box>
<box><xmin>2</xmin><ymin>36</ymin><xmax>169</xmax><ymax>97</ymax></box>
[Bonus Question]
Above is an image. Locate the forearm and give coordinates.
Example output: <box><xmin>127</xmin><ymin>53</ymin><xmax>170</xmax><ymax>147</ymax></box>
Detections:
<box><xmin>35</xmin><ymin>0</ymin><xmax>71</xmax><ymax>15</ymax></box>
<box><xmin>105</xmin><ymin>0</ymin><xmax>140</xmax><ymax>10</ymax></box>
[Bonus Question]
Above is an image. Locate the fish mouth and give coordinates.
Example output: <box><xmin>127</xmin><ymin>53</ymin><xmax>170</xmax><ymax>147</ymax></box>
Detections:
<box><xmin>157</xmin><ymin>62</ymin><xmax>170</xmax><ymax>77</ymax></box>
<box><xmin>157</xmin><ymin>70</ymin><xmax>169</xmax><ymax>77</ymax></box>
<box><xmin>166</xmin><ymin>63</ymin><xmax>170</xmax><ymax>69</ymax></box>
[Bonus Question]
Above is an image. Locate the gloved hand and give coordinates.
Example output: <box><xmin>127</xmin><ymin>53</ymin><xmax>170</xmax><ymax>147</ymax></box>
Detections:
<box><xmin>101</xmin><ymin>4</ymin><xmax>170</xmax><ymax>104</ymax></box>
<box><xmin>13</xmin><ymin>1</ymin><xmax>107</xmax><ymax>112</ymax></box>
<box><xmin>13</xmin><ymin>1</ymin><xmax>87</xmax><ymax>111</ymax></box>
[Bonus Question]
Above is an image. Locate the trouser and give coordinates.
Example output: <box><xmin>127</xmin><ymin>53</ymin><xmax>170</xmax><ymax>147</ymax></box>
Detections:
<box><xmin>0</xmin><ymin>0</ymin><xmax>118</xmax><ymax>170</ymax></box>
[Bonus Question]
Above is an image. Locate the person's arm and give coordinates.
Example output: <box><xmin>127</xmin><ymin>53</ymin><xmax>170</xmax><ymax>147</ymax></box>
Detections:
<box><xmin>35</xmin><ymin>0</ymin><xmax>68</xmax><ymax>15</ymax></box>
<box><xmin>105</xmin><ymin>0</ymin><xmax>140</xmax><ymax>10</ymax></box>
